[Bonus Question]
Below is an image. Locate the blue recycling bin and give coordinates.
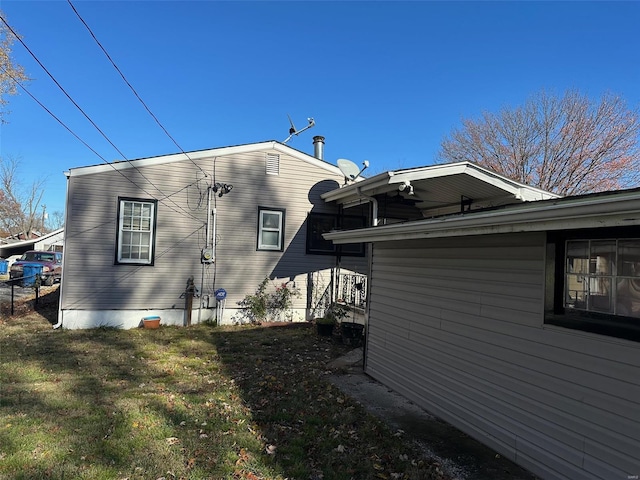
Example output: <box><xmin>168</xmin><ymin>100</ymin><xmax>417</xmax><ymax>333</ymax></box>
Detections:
<box><xmin>0</xmin><ymin>259</ymin><xmax>7</xmax><ymax>275</ymax></box>
<box><xmin>22</xmin><ymin>263</ymin><xmax>43</xmax><ymax>287</ymax></box>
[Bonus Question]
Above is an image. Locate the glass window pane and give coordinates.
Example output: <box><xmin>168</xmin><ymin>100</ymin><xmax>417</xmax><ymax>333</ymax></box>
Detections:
<box><xmin>566</xmin><ymin>241</ymin><xmax>588</xmax><ymax>274</ymax></box>
<box><xmin>261</xmin><ymin>231</ymin><xmax>279</xmax><ymax>247</ymax></box>
<box><xmin>616</xmin><ymin>278</ymin><xmax>640</xmax><ymax>317</ymax></box>
<box><xmin>590</xmin><ymin>241</ymin><xmax>615</xmax><ymax>275</ymax></box>
<box><xmin>588</xmin><ymin>277</ymin><xmax>612</xmax><ymax>313</ymax></box>
<box><xmin>121</xmin><ymin>245</ymin><xmax>131</xmax><ymax>258</ymax></box>
<box><xmin>565</xmin><ymin>274</ymin><xmax>587</xmax><ymax>309</ymax></box>
<box><xmin>618</xmin><ymin>240</ymin><xmax>640</xmax><ymax>277</ymax></box>
<box><xmin>124</xmin><ymin>202</ymin><xmax>132</xmax><ymax>216</ymax></box>
<box><xmin>262</xmin><ymin>212</ymin><xmax>281</xmax><ymax>229</ymax></box>
<box><xmin>133</xmin><ymin>203</ymin><xmax>141</xmax><ymax>217</ymax></box>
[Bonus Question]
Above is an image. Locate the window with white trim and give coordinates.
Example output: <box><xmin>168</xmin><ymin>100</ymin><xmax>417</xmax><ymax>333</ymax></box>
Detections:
<box><xmin>116</xmin><ymin>198</ymin><xmax>157</xmax><ymax>264</ymax></box>
<box><xmin>257</xmin><ymin>207</ymin><xmax>285</xmax><ymax>251</ymax></box>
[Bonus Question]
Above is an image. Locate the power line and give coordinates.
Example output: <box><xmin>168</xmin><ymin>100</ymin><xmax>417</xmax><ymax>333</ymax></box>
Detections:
<box><xmin>0</xmin><ymin>13</ymin><xmax>206</xmax><ymax>223</ymax></box>
<box><xmin>66</xmin><ymin>0</ymin><xmax>208</xmax><ymax>178</ymax></box>
<box><xmin>2</xmin><ymin>68</ymin><xmax>206</xmax><ymax>232</ymax></box>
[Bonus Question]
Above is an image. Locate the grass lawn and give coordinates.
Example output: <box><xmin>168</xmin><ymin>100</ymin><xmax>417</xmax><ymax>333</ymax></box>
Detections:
<box><xmin>0</xmin><ymin>289</ymin><xmax>449</xmax><ymax>480</ymax></box>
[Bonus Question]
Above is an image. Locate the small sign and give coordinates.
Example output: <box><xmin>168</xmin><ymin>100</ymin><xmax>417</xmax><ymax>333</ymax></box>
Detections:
<box><xmin>215</xmin><ymin>288</ymin><xmax>227</xmax><ymax>301</ymax></box>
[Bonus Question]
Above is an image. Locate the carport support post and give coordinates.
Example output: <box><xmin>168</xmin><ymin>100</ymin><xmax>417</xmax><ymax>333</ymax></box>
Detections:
<box><xmin>185</xmin><ymin>277</ymin><xmax>195</xmax><ymax>327</ymax></box>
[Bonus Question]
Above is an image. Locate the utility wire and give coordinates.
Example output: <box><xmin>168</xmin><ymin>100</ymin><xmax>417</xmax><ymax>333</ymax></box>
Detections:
<box><xmin>0</xmin><ymin>13</ymin><xmax>204</xmax><ymax>223</ymax></box>
<box><xmin>66</xmin><ymin>0</ymin><xmax>208</xmax><ymax>178</ymax></box>
<box><xmin>3</xmin><ymin>68</ymin><xmax>205</xmax><ymax>234</ymax></box>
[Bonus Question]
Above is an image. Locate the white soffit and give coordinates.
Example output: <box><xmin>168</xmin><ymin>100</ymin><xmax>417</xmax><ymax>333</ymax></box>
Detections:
<box><xmin>324</xmin><ymin>189</ymin><xmax>640</xmax><ymax>243</ymax></box>
<box><xmin>321</xmin><ymin>162</ymin><xmax>559</xmax><ymax>205</ymax></box>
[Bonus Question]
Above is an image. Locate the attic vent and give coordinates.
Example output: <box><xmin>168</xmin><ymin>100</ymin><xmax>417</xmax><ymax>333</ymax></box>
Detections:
<box><xmin>266</xmin><ymin>153</ymin><xmax>280</xmax><ymax>175</ymax></box>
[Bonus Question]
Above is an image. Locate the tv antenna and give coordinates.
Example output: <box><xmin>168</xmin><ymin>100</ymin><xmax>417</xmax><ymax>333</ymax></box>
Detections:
<box><xmin>283</xmin><ymin>114</ymin><xmax>315</xmax><ymax>143</ymax></box>
<box><xmin>337</xmin><ymin>158</ymin><xmax>369</xmax><ymax>184</ymax></box>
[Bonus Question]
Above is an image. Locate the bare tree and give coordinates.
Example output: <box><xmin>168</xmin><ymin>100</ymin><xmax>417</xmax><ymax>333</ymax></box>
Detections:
<box><xmin>47</xmin><ymin>210</ymin><xmax>65</xmax><ymax>231</ymax></box>
<box><xmin>0</xmin><ymin>156</ymin><xmax>47</xmax><ymax>238</ymax></box>
<box><xmin>1</xmin><ymin>10</ymin><xmax>29</xmax><ymax>122</ymax></box>
<box><xmin>438</xmin><ymin>90</ymin><xmax>640</xmax><ymax>195</ymax></box>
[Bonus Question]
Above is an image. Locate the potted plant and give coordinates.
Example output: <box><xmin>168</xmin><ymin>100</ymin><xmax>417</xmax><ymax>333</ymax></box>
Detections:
<box><xmin>315</xmin><ymin>303</ymin><xmax>349</xmax><ymax>336</ymax></box>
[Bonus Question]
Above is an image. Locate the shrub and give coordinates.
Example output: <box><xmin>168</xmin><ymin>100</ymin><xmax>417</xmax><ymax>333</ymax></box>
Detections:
<box><xmin>237</xmin><ymin>278</ymin><xmax>301</xmax><ymax>323</ymax></box>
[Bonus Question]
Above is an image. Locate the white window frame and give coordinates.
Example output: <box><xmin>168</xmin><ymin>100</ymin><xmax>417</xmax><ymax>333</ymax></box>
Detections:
<box><xmin>117</xmin><ymin>198</ymin><xmax>157</xmax><ymax>265</ymax></box>
<box><xmin>257</xmin><ymin>207</ymin><xmax>285</xmax><ymax>251</ymax></box>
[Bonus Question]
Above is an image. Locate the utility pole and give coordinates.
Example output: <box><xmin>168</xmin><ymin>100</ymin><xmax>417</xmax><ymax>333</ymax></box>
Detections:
<box><xmin>41</xmin><ymin>204</ymin><xmax>47</xmax><ymax>232</ymax></box>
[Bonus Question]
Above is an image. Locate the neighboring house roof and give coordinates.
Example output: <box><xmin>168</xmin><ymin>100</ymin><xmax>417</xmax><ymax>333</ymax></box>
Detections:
<box><xmin>0</xmin><ymin>228</ymin><xmax>64</xmax><ymax>256</ymax></box>
<box><xmin>325</xmin><ymin>187</ymin><xmax>640</xmax><ymax>244</ymax></box>
<box><xmin>321</xmin><ymin>161</ymin><xmax>559</xmax><ymax>217</ymax></box>
<box><xmin>65</xmin><ymin>140</ymin><xmax>342</xmax><ymax>177</ymax></box>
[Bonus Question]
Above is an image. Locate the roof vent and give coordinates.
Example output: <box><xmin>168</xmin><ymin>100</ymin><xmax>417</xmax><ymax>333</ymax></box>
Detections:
<box><xmin>266</xmin><ymin>153</ymin><xmax>280</xmax><ymax>175</ymax></box>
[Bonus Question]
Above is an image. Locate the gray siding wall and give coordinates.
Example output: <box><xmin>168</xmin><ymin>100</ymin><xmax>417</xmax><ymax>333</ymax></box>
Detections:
<box><xmin>61</xmin><ymin>148</ymin><xmax>366</xmax><ymax>317</ymax></box>
<box><xmin>365</xmin><ymin>232</ymin><xmax>640</xmax><ymax>480</ymax></box>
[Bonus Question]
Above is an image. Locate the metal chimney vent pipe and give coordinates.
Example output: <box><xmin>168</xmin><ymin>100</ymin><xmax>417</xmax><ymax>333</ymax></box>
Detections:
<box><xmin>312</xmin><ymin>135</ymin><xmax>325</xmax><ymax>160</ymax></box>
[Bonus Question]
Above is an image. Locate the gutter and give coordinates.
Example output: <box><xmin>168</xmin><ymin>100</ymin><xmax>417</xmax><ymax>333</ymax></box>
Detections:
<box><xmin>325</xmin><ymin>191</ymin><xmax>640</xmax><ymax>244</ymax></box>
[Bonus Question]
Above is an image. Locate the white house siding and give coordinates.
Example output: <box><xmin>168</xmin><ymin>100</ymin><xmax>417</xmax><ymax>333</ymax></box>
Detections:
<box><xmin>365</xmin><ymin>232</ymin><xmax>640</xmax><ymax>480</ymax></box>
<box><xmin>60</xmin><ymin>147</ymin><xmax>366</xmax><ymax>328</ymax></box>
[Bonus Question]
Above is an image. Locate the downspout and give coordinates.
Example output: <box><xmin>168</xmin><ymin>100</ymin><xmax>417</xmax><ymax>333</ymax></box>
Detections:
<box><xmin>53</xmin><ymin>172</ymin><xmax>72</xmax><ymax>329</ymax></box>
<box><xmin>355</xmin><ymin>187</ymin><xmax>377</xmax><ymax>372</ymax></box>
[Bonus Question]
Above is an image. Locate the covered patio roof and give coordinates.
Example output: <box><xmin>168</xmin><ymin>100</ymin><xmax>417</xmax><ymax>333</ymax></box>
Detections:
<box><xmin>321</xmin><ymin>162</ymin><xmax>559</xmax><ymax>218</ymax></box>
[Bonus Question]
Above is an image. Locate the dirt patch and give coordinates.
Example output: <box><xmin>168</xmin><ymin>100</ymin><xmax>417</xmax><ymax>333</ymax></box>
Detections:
<box><xmin>0</xmin><ymin>284</ymin><xmax>59</xmax><ymax>324</ymax></box>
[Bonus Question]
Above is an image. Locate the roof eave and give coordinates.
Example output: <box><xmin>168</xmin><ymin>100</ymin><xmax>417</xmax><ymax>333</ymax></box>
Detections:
<box><xmin>324</xmin><ymin>191</ymin><xmax>640</xmax><ymax>243</ymax></box>
<box><xmin>67</xmin><ymin>141</ymin><xmax>343</xmax><ymax>177</ymax></box>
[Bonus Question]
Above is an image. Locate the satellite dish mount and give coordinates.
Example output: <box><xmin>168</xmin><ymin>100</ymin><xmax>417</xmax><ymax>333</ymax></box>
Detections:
<box><xmin>283</xmin><ymin>114</ymin><xmax>315</xmax><ymax>143</ymax></box>
<box><xmin>337</xmin><ymin>158</ymin><xmax>369</xmax><ymax>184</ymax></box>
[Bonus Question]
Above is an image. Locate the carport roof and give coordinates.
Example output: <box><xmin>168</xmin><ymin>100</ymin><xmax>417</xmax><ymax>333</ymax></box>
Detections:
<box><xmin>321</xmin><ymin>162</ymin><xmax>559</xmax><ymax>213</ymax></box>
<box><xmin>324</xmin><ymin>187</ymin><xmax>640</xmax><ymax>244</ymax></box>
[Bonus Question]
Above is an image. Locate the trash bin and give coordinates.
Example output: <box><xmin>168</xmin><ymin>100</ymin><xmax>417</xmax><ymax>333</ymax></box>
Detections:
<box><xmin>22</xmin><ymin>263</ymin><xmax>43</xmax><ymax>287</ymax></box>
<box><xmin>0</xmin><ymin>259</ymin><xmax>7</xmax><ymax>275</ymax></box>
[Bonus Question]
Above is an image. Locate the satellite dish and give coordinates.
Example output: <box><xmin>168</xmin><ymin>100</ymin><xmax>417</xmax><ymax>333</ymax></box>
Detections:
<box><xmin>337</xmin><ymin>158</ymin><xmax>370</xmax><ymax>183</ymax></box>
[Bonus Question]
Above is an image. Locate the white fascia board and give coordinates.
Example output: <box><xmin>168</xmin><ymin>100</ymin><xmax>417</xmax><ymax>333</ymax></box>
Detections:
<box><xmin>393</xmin><ymin>162</ymin><xmax>559</xmax><ymax>200</ymax></box>
<box><xmin>320</xmin><ymin>172</ymin><xmax>396</xmax><ymax>202</ymax></box>
<box><xmin>321</xmin><ymin>161</ymin><xmax>559</xmax><ymax>204</ymax></box>
<box><xmin>324</xmin><ymin>191</ymin><xmax>640</xmax><ymax>244</ymax></box>
<box><xmin>67</xmin><ymin>141</ymin><xmax>343</xmax><ymax>178</ymax></box>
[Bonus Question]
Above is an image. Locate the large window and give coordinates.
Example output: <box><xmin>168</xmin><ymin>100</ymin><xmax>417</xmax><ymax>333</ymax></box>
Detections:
<box><xmin>306</xmin><ymin>212</ymin><xmax>366</xmax><ymax>256</ymax></box>
<box><xmin>257</xmin><ymin>207</ymin><xmax>285</xmax><ymax>251</ymax></box>
<box><xmin>546</xmin><ymin>229</ymin><xmax>640</xmax><ymax>342</ymax></box>
<box><xmin>116</xmin><ymin>198</ymin><xmax>157</xmax><ymax>265</ymax></box>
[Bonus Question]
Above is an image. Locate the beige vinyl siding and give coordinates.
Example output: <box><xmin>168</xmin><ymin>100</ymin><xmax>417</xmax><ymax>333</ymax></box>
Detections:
<box><xmin>365</xmin><ymin>232</ymin><xmax>640</xmax><ymax>480</ymax></box>
<box><xmin>61</xmin><ymin>148</ymin><xmax>364</xmax><ymax>314</ymax></box>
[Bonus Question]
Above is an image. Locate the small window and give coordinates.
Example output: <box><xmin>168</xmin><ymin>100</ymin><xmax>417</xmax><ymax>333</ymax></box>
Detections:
<box><xmin>307</xmin><ymin>213</ymin><xmax>338</xmax><ymax>254</ymax></box>
<box><xmin>546</xmin><ymin>229</ymin><xmax>640</xmax><ymax>342</ymax></box>
<box><xmin>116</xmin><ymin>198</ymin><xmax>157</xmax><ymax>265</ymax></box>
<box><xmin>306</xmin><ymin>212</ymin><xmax>366</xmax><ymax>257</ymax></box>
<box><xmin>257</xmin><ymin>207</ymin><xmax>285</xmax><ymax>251</ymax></box>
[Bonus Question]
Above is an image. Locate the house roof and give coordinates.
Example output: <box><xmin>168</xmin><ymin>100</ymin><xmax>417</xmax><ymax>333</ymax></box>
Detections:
<box><xmin>0</xmin><ymin>228</ymin><xmax>65</xmax><ymax>256</ymax></box>
<box><xmin>324</xmin><ymin>187</ymin><xmax>640</xmax><ymax>244</ymax></box>
<box><xmin>65</xmin><ymin>141</ymin><xmax>342</xmax><ymax>177</ymax></box>
<box><xmin>321</xmin><ymin>162</ymin><xmax>559</xmax><ymax>216</ymax></box>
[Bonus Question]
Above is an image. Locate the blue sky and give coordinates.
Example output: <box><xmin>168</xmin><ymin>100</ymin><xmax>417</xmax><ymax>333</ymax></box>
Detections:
<box><xmin>1</xmin><ymin>1</ymin><xmax>639</xmax><ymax>219</ymax></box>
